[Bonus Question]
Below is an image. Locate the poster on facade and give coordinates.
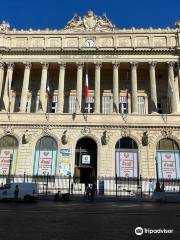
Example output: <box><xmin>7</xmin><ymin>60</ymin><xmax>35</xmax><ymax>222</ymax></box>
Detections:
<box><xmin>157</xmin><ymin>151</ymin><xmax>180</xmax><ymax>179</ymax></box>
<box><xmin>33</xmin><ymin>150</ymin><xmax>56</xmax><ymax>176</ymax></box>
<box><xmin>0</xmin><ymin>149</ymin><xmax>15</xmax><ymax>175</ymax></box>
<box><xmin>116</xmin><ymin>151</ymin><xmax>138</xmax><ymax>178</ymax></box>
<box><xmin>59</xmin><ymin>148</ymin><xmax>71</xmax><ymax>176</ymax></box>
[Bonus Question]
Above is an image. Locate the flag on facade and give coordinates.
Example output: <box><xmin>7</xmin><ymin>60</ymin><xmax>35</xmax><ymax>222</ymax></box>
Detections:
<box><xmin>85</xmin><ymin>69</ymin><xmax>89</xmax><ymax>100</ymax></box>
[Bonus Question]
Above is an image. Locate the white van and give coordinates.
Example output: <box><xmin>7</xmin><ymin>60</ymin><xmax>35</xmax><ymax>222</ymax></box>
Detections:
<box><xmin>0</xmin><ymin>182</ymin><xmax>38</xmax><ymax>201</ymax></box>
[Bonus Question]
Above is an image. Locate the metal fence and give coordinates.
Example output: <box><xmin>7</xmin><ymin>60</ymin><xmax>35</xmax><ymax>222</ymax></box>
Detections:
<box><xmin>1</xmin><ymin>174</ymin><xmax>180</xmax><ymax>200</ymax></box>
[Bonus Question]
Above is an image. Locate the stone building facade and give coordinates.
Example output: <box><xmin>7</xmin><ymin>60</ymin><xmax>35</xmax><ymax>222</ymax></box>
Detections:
<box><xmin>0</xmin><ymin>11</ymin><xmax>180</xmax><ymax>182</ymax></box>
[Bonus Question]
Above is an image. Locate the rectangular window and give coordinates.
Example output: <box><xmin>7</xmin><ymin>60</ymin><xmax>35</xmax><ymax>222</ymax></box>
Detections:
<box><xmin>84</xmin><ymin>96</ymin><xmax>94</xmax><ymax>113</ymax></box>
<box><xmin>48</xmin><ymin>95</ymin><xmax>58</xmax><ymax>113</ymax></box>
<box><xmin>69</xmin><ymin>96</ymin><xmax>76</xmax><ymax>113</ymax></box>
<box><xmin>26</xmin><ymin>97</ymin><xmax>31</xmax><ymax>113</ymax></box>
<box><xmin>119</xmin><ymin>96</ymin><xmax>128</xmax><ymax>114</ymax></box>
<box><xmin>102</xmin><ymin>96</ymin><xmax>112</xmax><ymax>114</ymax></box>
<box><xmin>158</xmin><ymin>97</ymin><xmax>167</xmax><ymax>114</ymax></box>
<box><xmin>138</xmin><ymin>96</ymin><xmax>145</xmax><ymax>114</ymax></box>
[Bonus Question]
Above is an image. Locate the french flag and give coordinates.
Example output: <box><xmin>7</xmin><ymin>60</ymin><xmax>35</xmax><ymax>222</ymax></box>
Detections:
<box><xmin>85</xmin><ymin>69</ymin><xmax>89</xmax><ymax>100</ymax></box>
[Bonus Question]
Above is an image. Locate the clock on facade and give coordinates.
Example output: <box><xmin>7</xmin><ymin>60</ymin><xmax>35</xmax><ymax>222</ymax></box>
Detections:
<box><xmin>84</xmin><ymin>39</ymin><xmax>95</xmax><ymax>47</ymax></box>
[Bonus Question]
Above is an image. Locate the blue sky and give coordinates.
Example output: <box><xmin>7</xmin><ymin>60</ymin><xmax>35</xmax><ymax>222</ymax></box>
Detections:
<box><xmin>1</xmin><ymin>0</ymin><xmax>180</xmax><ymax>29</ymax></box>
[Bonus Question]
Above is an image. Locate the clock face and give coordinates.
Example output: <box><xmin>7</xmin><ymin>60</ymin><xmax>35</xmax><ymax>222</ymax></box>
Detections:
<box><xmin>84</xmin><ymin>39</ymin><xmax>95</xmax><ymax>48</ymax></box>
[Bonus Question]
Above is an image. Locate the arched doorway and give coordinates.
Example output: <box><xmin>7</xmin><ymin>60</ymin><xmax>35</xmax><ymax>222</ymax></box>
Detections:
<box><xmin>0</xmin><ymin>135</ymin><xmax>18</xmax><ymax>175</ymax></box>
<box><xmin>33</xmin><ymin>136</ymin><xmax>57</xmax><ymax>176</ymax></box>
<box><xmin>75</xmin><ymin>137</ymin><xmax>97</xmax><ymax>183</ymax></box>
<box><xmin>156</xmin><ymin>138</ymin><xmax>180</xmax><ymax>179</ymax></box>
<box><xmin>115</xmin><ymin>137</ymin><xmax>138</xmax><ymax>178</ymax></box>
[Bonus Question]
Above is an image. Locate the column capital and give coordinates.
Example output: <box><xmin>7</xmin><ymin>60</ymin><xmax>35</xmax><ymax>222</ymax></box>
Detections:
<box><xmin>130</xmin><ymin>62</ymin><xmax>138</xmax><ymax>68</ymax></box>
<box><xmin>167</xmin><ymin>61</ymin><xmax>175</xmax><ymax>67</ymax></box>
<box><xmin>6</xmin><ymin>62</ymin><xmax>14</xmax><ymax>69</ymax></box>
<box><xmin>76</xmin><ymin>62</ymin><xmax>84</xmax><ymax>69</ymax></box>
<box><xmin>0</xmin><ymin>62</ymin><xmax>5</xmax><ymax>69</ymax></box>
<box><xmin>149</xmin><ymin>61</ymin><xmax>157</xmax><ymax>67</ymax></box>
<box><xmin>95</xmin><ymin>62</ymin><xmax>102</xmax><ymax>69</ymax></box>
<box><xmin>58</xmin><ymin>62</ymin><xmax>66</xmax><ymax>69</ymax></box>
<box><xmin>41</xmin><ymin>62</ymin><xmax>49</xmax><ymax>69</ymax></box>
<box><xmin>23</xmin><ymin>62</ymin><xmax>32</xmax><ymax>69</ymax></box>
<box><xmin>112</xmin><ymin>62</ymin><xmax>120</xmax><ymax>69</ymax></box>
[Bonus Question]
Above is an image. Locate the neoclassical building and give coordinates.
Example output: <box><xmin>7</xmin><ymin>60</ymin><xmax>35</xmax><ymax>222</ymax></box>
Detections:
<box><xmin>0</xmin><ymin>11</ymin><xmax>180</xmax><ymax>182</ymax></box>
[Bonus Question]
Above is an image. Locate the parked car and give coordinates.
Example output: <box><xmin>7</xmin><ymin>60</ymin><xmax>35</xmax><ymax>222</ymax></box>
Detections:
<box><xmin>0</xmin><ymin>182</ymin><xmax>38</xmax><ymax>202</ymax></box>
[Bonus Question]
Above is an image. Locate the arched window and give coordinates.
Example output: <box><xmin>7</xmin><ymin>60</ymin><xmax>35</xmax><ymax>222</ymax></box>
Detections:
<box><xmin>156</xmin><ymin>138</ymin><xmax>180</xmax><ymax>179</ymax></box>
<box><xmin>115</xmin><ymin>137</ymin><xmax>138</xmax><ymax>178</ymax></box>
<box><xmin>0</xmin><ymin>136</ymin><xmax>18</xmax><ymax>175</ymax></box>
<box><xmin>33</xmin><ymin>136</ymin><xmax>57</xmax><ymax>176</ymax></box>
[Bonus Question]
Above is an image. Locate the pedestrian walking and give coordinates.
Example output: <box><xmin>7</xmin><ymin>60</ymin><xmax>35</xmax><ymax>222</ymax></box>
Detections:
<box><xmin>14</xmin><ymin>185</ymin><xmax>19</xmax><ymax>199</ymax></box>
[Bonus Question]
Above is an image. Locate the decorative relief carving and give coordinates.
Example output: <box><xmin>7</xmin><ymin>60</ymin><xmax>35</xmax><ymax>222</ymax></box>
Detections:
<box><xmin>121</xmin><ymin>126</ymin><xmax>131</xmax><ymax>137</ymax></box>
<box><xmin>14</xmin><ymin>38</ymin><xmax>27</xmax><ymax>48</ymax></box>
<box><xmin>100</xmin><ymin>38</ymin><xmax>113</xmax><ymax>47</ymax></box>
<box><xmin>153</xmin><ymin>37</ymin><xmax>166</xmax><ymax>47</ymax></box>
<box><xmin>135</xmin><ymin>37</ymin><xmax>149</xmax><ymax>47</ymax></box>
<box><xmin>42</xmin><ymin>125</ymin><xmax>52</xmax><ymax>135</ymax></box>
<box><xmin>31</xmin><ymin>38</ymin><xmax>44</xmax><ymax>47</ymax></box>
<box><xmin>66</xmin><ymin>38</ymin><xmax>78</xmax><ymax>47</ymax></box>
<box><xmin>170</xmin><ymin>37</ymin><xmax>177</xmax><ymax>47</ymax></box>
<box><xmin>161</xmin><ymin>128</ymin><xmax>173</xmax><ymax>138</ymax></box>
<box><xmin>3</xmin><ymin>126</ymin><xmax>14</xmax><ymax>135</ymax></box>
<box><xmin>61</xmin><ymin>130</ymin><xmax>68</xmax><ymax>145</ymax></box>
<box><xmin>117</xmin><ymin>37</ymin><xmax>131</xmax><ymax>47</ymax></box>
<box><xmin>141</xmin><ymin>131</ymin><xmax>149</xmax><ymax>146</ymax></box>
<box><xmin>22</xmin><ymin>130</ymin><xmax>30</xmax><ymax>144</ymax></box>
<box><xmin>81</xmin><ymin>127</ymin><xmax>91</xmax><ymax>135</ymax></box>
<box><xmin>101</xmin><ymin>130</ymin><xmax>110</xmax><ymax>145</ymax></box>
<box><xmin>49</xmin><ymin>38</ymin><xmax>61</xmax><ymax>47</ymax></box>
<box><xmin>64</xmin><ymin>11</ymin><xmax>115</xmax><ymax>32</ymax></box>
<box><xmin>0</xmin><ymin>21</ymin><xmax>10</xmax><ymax>31</ymax></box>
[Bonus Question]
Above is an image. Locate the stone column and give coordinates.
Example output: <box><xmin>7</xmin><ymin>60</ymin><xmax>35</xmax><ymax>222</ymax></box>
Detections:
<box><xmin>131</xmin><ymin>62</ymin><xmax>138</xmax><ymax>114</ymax></box>
<box><xmin>39</xmin><ymin>63</ymin><xmax>48</xmax><ymax>112</ymax></box>
<box><xmin>76</xmin><ymin>63</ymin><xmax>83</xmax><ymax>113</ymax></box>
<box><xmin>19</xmin><ymin>63</ymin><xmax>31</xmax><ymax>112</ymax></box>
<box><xmin>174</xmin><ymin>63</ymin><xmax>180</xmax><ymax>112</ymax></box>
<box><xmin>57</xmin><ymin>63</ymin><xmax>66</xmax><ymax>113</ymax></box>
<box><xmin>94</xmin><ymin>63</ymin><xmax>102</xmax><ymax>113</ymax></box>
<box><xmin>113</xmin><ymin>62</ymin><xmax>119</xmax><ymax>113</ymax></box>
<box><xmin>0</xmin><ymin>62</ymin><xmax>5</xmax><ymax>109</ymax></box>
<box><xmin>2</xmin><ymin>63</ymin><xmax>14</xmax><ymax>112</ymax></box>
<box><xmin>168</xmin><ymin>62</ymin><xmax>177</xmax><ymax>113</ymax></box>
<box><xmin>149</xmin><ymin>62</ymin><xmax>158</xmax><ymax>113</ymax></box>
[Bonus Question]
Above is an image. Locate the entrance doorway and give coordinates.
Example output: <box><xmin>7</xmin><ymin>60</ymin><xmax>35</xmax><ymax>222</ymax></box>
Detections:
<box><xmin>75</xmin><ymin>137</ymin><xmax>97</xmax><ymax>183</ymax></box>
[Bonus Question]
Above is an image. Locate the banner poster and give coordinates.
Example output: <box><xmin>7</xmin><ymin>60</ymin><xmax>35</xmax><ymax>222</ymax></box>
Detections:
<box><xmin>0</xmin><ymin>149</ymin><xmax>15</xmax><ymax>175</ymax></box>
<box><xmin>34</xmin><ymin>150</ymin><xmax>56</xmax><ymax>176</ymax></box>
<box><xmin>59</xmin><ymin>148</ymin><xmax>71</xmax><ymax>176</ymax></box>
<box><xmin>116</xmin><ymin>151</ymin><xmax>138</xmax><ymax>178</ymax></box>
<box><xmin>157</xmin><ymin>151</ymin><xmax>180</xmax><ymax>179</ymax></box>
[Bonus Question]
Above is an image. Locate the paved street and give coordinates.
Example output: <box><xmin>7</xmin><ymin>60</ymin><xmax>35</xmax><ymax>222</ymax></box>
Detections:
<box><xmin>0</xmin><ymin>200</ymin><xmax>179</xmax><ymax>240</ymax></box>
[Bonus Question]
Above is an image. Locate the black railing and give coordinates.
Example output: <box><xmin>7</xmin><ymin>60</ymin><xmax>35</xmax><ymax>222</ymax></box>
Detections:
<box><xmin>0</xmin><ymin>174</ymin><xmax>180</xmax><ymax>199</ymax></box>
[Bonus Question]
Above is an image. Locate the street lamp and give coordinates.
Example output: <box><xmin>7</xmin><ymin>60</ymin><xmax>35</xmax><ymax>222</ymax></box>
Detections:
<box><xmin>7</xmin><ymin>153</ymin><xmax>13</xmax><ymax>184</ymax></box>
<box><xmin>155</xmin><ymin>156</ymin><xmax>161</xmax><ymax>191</ymax></box>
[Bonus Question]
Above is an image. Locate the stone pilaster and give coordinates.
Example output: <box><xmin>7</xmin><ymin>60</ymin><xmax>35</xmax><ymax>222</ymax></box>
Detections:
<box><xmin>75</xmin><ymin>63</ymin><xmax>83</xmax><ymax>113</ymax></box>
<box><xmin>113</xmin><ymin>62</ymin><xmax>120</xmax><ymax>113</ymax></box>
<box><xmin>149</xmin><ymin>62</ymin><xmax>158</xmax><ymax>113</ymax></box>
<box><xmin>94</xmin><ymin>62</ymin><xmax>102</xmax><ymax>113</ymax></box>
<box><xmin>19</xmin><ymin>63</ymin><xmax>32</xmax><ymax>112</ymax></box>
<box><xmin>131</xmin><ymin>62</ymin><xmax>138</xmax><ymax>114</ymax></box>
<box><xmin>39</xmin><ymin>63</ymin><xmax>48</xmax><ymax>112</ymax></box>
<box><xmin>57</xmin><ymin>63</ymin><xmax>66</xmax><ymax>113</ymax></box>
<box><xmin>168</xmin><ymin>62</ymin><xmax>177</xmax><ymax>113</ymax></box>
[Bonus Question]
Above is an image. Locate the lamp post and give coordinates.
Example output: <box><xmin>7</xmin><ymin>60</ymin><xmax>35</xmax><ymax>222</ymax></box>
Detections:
<box><xmin>7</xmin><ymin>153</ymin><xmax>13</xmax><ymax>184</ymax></box>
<box><xmin>155</xmin><ymin>156</ymin><xmax>161</xmax><ymax>191</ymax></box>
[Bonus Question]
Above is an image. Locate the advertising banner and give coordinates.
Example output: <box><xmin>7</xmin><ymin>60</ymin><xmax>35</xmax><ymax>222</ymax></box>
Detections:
<box><xmin>116</xmin><ymin>151</ymin><xmax>138</xmax><ymax>178</ymax></box>
<box><xmin>34</xmin><ymin>150</ymin><xmax>56</xmax><ymax>175</ymax></box>
<box><xmin>0</xmin><ymin>149</ymin><xmax>14</xmax><ymax>175</ymax></box>
<box><xmin>157</xmin><ymin>151</ymin><xmax>180</xmax><ymax>179</ymax></box>
<box><xmin>59</xmin><ymin>148</ymin><xmax>71</xmax><ymax>176</ymax></box>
